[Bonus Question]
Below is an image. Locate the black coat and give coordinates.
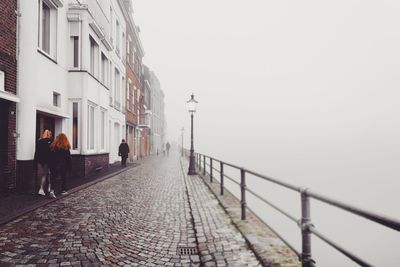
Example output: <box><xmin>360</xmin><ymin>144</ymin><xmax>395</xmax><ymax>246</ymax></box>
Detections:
<box><xmin>119</xmin><ymin>143</ymin><xmax>130</xmax><ymax>158</ymax></box>
<box><xmin>50</xmin><ymin>148</ymin><xmax>72</xmax><ymax>175</ymax></box>
<box><xmin>33</xmin><ymin>138</ymin><xmax>53</xmax><ymax>166</ymax></box>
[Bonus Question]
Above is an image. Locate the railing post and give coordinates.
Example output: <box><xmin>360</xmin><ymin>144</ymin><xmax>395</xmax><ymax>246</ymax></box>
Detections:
<box><xmin>210</xmin><ymin>158</ymin><xmax>213</xmax><ymax>183</ymax></box>
<box><xmin>220</xmin><ymin>162</ymin><xmax>224</xmax><ymax>195</ymax></box>
<box><xmin>301</xmin><ymin>189</ymin><xmax>314</xmax><ymax>267</ymax></box>
<box><xmin>240</xmin><ymin>168</ymin><xmax>246</xmax><ymax>220</ymax></box>
<box><xmin>203</xmin><ymin>155</ymin><xmax>206</xmax><ymax>176</ymax></box>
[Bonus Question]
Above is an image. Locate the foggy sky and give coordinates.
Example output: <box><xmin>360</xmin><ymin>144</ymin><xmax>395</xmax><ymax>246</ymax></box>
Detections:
<box><xmin>133</xmin><ymin>1</ymin><xmax>400</xmax><ymax>266</ymax></box>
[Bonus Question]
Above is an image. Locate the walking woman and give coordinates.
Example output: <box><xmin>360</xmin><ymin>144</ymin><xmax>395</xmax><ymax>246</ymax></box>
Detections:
<box><xmin>50</xmin><ymin>133</ymin><xmax>72</xmax><ymax>196</ymax></box>
<box><xmin>33</xmin><ymin>129</ymin><xmax>54</xmax><ymax>197</ymax></box>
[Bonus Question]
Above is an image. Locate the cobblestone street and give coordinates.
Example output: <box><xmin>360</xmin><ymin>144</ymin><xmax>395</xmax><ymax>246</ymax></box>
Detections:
<box><xmin>0</xmin><ymin>153</ymin><xmax>260</xmax><ymax>266</ymax></box>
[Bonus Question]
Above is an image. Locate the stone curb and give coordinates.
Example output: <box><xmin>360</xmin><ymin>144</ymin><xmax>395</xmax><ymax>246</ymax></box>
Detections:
<box><xmin>0</xmin><ymin>163</ymin><xmax>138</xmax><ymax>226</ymax></box>
<box><xmin>196</xmin><ymin>169</ymin><xmax>301</xmax><ymax>267</ymax></box>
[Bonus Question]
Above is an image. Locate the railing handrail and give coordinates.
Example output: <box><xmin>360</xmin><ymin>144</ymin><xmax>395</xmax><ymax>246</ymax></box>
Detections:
<box><xmin>191</xmin><ymin>151</ymin><xmax>400</xmax><ymax>267</ymax></box>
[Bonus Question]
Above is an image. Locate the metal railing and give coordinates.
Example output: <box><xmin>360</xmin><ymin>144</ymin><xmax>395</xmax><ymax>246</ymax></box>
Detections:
<box><xmin>187</xmin><ymin>151</ymin><xmax>400</xmax><ymax>267</ymax></box>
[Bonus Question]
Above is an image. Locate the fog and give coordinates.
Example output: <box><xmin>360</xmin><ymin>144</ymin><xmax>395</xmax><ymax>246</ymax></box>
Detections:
<box><xmin>133</xmin><ymin>0</ymin><xmax>400</xmax><ymax>266</ymax></box>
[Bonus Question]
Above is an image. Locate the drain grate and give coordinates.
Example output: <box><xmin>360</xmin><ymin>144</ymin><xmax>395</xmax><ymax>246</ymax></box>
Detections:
<box><xmin>177</xmin><ymin>246</ymin><xmax>198</xmax><ymax>255</ymax></box>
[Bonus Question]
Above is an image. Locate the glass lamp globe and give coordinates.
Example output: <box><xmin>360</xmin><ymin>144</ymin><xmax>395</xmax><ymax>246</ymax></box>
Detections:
<box><xmin>186</xmin><ymin>94</ymin><xmax>198</xmax><ymax>113</ymax></box>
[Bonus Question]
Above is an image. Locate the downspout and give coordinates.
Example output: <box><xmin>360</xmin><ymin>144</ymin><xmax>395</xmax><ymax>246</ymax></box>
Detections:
<box><xmin>14</xmin><ymin>0</ymin><xmax>21</xmax><ymax>189</ymax></box>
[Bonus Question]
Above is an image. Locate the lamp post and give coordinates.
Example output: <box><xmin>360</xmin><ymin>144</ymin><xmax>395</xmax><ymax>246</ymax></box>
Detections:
<box><xmin>187</xmin><ymin>94</ymin><xmax>198</xmax><ymax>175</ymax></box>
<box><xmin>181</xmin><ymin>127</ymin><xmax>184</xmax><ymax>157</ymax></box>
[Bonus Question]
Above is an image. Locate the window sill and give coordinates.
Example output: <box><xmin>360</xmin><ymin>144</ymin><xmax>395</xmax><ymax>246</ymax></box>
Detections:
<box><xmin>37</xmin><ymin>48</ymin><xmax>57</xmax><ymax>65</ymax></box>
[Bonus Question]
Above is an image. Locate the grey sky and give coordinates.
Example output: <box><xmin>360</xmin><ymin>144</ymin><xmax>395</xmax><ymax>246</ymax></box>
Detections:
<box><xmin>133</xmin><ymin>1</ymin><xmax>400</xmax><ymax>265</ymax></box>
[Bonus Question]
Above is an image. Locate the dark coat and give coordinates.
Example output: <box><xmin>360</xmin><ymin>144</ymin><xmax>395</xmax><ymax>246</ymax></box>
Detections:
<box><xmin>119</xmin><ymin>143</ymin><xmax>130</xmax><ymax>158</ymax></box>
<box><xmin>33</xmin><ymin>138</ymin><xmax>53</xmax><ymax>166</ymax></box>
<box><xmin>50</xmin><ymin>148</ymin><xmax>72</xmax><ymax>175</ymax></box>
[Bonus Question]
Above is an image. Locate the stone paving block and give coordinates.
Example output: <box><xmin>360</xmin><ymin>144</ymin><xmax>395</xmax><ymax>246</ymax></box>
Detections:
<box><xmin>0</xmin><ymin>154</ymin><xmax>265</xmax><ymax>266</ymax></box>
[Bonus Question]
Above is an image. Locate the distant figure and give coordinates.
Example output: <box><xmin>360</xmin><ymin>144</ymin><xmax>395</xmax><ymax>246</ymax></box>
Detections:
<box><xmin>119</xmin><ymin>139</ymin><xmax>130</xmax><ymax>167</ymax></box>
<box><xmin>50</xmin><ymin>133</ymin><xmax>72</xmax><ymax>197</ymax></box>
<box><xmin>33</xmin><ymin>129</ymin><xmax>53</xmax><ymax>197</ymax></box>
<box><xmin>166</xmin><ymin>142</ymin><xmax>171</xmax><ymax>156</ymax></box>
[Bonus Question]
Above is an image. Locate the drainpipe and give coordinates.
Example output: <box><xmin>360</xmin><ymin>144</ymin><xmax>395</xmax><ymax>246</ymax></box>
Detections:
<box><xmin>14</xmin><ymin>0</ymin><xmax>21</xmax><ymax>189</ymax></box>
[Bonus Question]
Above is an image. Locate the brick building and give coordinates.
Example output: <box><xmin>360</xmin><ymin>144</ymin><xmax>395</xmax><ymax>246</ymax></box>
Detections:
<box><xmin>122</xmin><ymin>0</ymin><xmax>144</xmax><ymax>162</ymax></box>
<box><xmin>0</xmin><ymin>0</ymin><xmax>18</xmax><ymax>193</ymax></box>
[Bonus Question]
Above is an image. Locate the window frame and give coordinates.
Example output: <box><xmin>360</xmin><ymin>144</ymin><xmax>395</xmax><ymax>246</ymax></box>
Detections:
<box><xmin>38</xmin><ymin>0</ymin><xmax>58</xmax><ymax>60</ymax></box>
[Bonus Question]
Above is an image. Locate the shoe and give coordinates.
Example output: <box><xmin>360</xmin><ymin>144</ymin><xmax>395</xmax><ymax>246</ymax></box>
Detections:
<box><xmin>61</xmin><ymin>191</ymin><xmax>68</xmax><ymax>196</ymax></box>
<box><xmin>38</xmin><ymin>189</ymin><xmax>45</xmax><ymax>196</ymax></box>
<box><xmin>49</xmin><ymin>190</ymin><xmax>56</xmax><ymax>199</ymax></box>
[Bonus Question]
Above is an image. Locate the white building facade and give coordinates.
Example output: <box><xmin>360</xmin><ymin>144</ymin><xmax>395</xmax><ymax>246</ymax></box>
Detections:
<box><xmin>16</xmin><ymin>0</ymin><xmax>128</xmax><ymax>188</ymax></box>
<box><xmin>149</xmin><ymin>71</ymin><xmax>165</xmax><ymax>155</ymax></box>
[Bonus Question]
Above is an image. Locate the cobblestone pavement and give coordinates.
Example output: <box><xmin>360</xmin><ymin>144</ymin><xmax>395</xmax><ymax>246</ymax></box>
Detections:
<box><xmin>0</xmin><ymin>153</ymin><xmax>260</xmax><ymax>266</ymax></box>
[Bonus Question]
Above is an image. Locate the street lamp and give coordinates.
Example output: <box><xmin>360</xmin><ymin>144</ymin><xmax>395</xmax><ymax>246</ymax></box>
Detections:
<box><xmin>187</xmin><ymin>94</ymin><xmax>198</xmax><ymax>175</ymax></box>
<box><xmin>181</xmin><ymin>127</ymin><xmax>184</xmax><ymax>157</ymax></box>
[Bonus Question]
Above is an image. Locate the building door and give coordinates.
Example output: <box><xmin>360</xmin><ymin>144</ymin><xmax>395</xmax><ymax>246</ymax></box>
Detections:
<box><xmin>0</xmin><ymin>100</ymin><xmax>9</xmax><ymax>191</ymax></box>
<box><xmin>36</xmin><ymin>113</ymin><xmax>55</xmax><ymax>141</ymax></box>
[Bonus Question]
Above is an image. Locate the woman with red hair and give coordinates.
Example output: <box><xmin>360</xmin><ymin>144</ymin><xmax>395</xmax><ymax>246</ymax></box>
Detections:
<box><xmin>50</xmin><ymin>133</ymin><xmax>72</xmax><ymax>196</ymax></box>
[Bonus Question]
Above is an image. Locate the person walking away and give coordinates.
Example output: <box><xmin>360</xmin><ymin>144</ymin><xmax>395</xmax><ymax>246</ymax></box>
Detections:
<box><xmin>33</xmin><ymin>129</ymin><xmax>53</xmax><ymax>197</ymax></box>
<box><xmin>50</xmin><ymin>133</ymin><xmax>71</xmax><ymax>196</ymax></box>
<box><xmin>166</xmin><ymin>142</ymin><xmax>171</xmax><ymax>156</ymax></box>
<box><xmin>119</xmin><ymin>139</ymin><xmax>130</xmax><ymax>167</ymax></box>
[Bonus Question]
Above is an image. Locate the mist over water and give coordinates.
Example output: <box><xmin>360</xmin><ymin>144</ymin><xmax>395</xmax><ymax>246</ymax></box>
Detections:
<box><xmin>134</xmin><ymin>0</ymin><xmax>400</xmax><ymax>265</ymax></box>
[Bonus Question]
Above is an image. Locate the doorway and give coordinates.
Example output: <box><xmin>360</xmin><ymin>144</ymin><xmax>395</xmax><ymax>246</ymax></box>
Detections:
<box><xmin>36</xmin><ymin>113</ymin><xmax>55</xmax><ymax>141</ymax></box>
<box><xmin>0</xmin><ymin>100</ymin><xmax>9</xmax><ymax>191</ymax></box>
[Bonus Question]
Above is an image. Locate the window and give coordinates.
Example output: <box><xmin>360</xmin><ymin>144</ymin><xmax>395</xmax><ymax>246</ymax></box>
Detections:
<box><xmin>89</xmin><ymin>35</ymin><xmax>99</xmax><ymax>77</ymax></box>
<box><xmin>101</xmin><ymin>52</ymin><xmax>108</xmax><ymax>85</ymax></box>
<box><xmin>116</xmin><ymin>20</ymin><xmax>120</xmax><ymax>54</ymax></box>
<box><xmin>53</xmin><ymin>92</ymin><xmax>60</xmax><ymax>107</ymax></box>
<box><xmin>114</xmin><ymin>68</ymin><xmax>120</xmax><ymax>108</ymax></box>
<box><xmin>72</xmin><ymin>102</ymin><xmax>79</xmax><ymax>150</ymax></box>
<box><xmin>134</xmin><ymin>86</ymin><xmax>137</xmax><ymax>114</ymax></box>
<box><xmin>69</xmin><ymin>21</ymin><xmax>80</xmax><ymax>68</ymax></box>
<box><xmin>38</xmin><ymin>0</ymin><xmax>57</xmax><ymax>58</ymax></box>
<box><xmin>87</xmin><ymin>105</ymin><xmax>95</xmax><ymax>150</ymax></box>
<box><xmin>41</xmin><ymin>3</ymin><xmax>50</xmax><ymax>53</ymax></box>
<box><xmin>126</xmin><ymin>81</ymin><xmax>131</xmax><ymax>111</ymax></box>
<box><xmin>101</xmin><ymin>110</ymin><xmax>105</xmax><ymax>150</ymax></box>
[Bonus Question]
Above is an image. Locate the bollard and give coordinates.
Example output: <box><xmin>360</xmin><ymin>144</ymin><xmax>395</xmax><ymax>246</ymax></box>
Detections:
<box><xmin>240</xmin><ymin>168</ymin><xmax>246</xmax><ymax>220</ymax></box>
<box><xmin>220</xmin><ymin>162</ymin><xmax>224</xmax><ymax>195</ymax></box>
<box><xmin>301</xmin><ymin>189</ymin><xmax>313</xmax><ymax>267</ymax></box>
<box><xmin>210</xmin><ymin>158</ymin><xmax>213</xmax><ymax>183</ymax></box>
<box><xmin>203</xmin><ymin>155</ymin><xmax>206</xmax><ymax>176</ymax></box>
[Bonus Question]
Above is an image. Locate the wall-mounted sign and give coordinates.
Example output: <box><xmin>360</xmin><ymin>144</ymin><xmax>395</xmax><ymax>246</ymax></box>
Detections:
<box><xmin>0</xmin><ymin>71</ymin><xmax>4</xmax><ymax>92</ymax></box>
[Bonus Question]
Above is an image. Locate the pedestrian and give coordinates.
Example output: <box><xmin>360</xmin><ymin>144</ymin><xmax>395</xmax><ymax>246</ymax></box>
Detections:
<box><xmin>118</xmin><ymin>139</ymin><xmax>130</xmax><ymax>167</ymax></box>
<box><xmin>34</xmin><ymin>129</ymin><xmax>54</xmax><ymax>197</ymax></box>
<box><xmin>50</xmin><ymin>133</ymin><xmax>72</xmax><ymax>197</ymax></box>
<box><xmin>166</xmin><ymin>142</ymin><xmax>171</xmax><ymax>156</ymax></box>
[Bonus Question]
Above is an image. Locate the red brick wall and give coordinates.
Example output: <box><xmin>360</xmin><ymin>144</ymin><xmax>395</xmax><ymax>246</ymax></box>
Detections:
<box><xmin>0</xmin><ymin>0</ymin><xmax>17</xmax><ymax>191</ymax></box>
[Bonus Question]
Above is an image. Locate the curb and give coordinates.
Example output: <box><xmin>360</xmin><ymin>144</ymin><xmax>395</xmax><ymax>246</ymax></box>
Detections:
<box><xmin>0</xmin><ymin>164</ymin><xmax>138</xmax><ymax>226</ymax></box>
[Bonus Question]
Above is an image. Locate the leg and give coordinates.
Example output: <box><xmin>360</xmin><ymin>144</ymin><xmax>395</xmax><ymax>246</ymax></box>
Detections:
<box><xmin>61</xmin><ymin>170</ymin><xmax>67</xmax><ymax>192</ymax></box>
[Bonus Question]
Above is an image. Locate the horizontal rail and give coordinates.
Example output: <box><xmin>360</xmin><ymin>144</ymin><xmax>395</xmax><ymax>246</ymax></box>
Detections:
<box><xmin>247</xmin><ymin>206</ymin><xmax>301</xmax><ymax>258</ymax></box>
<box><xmin>245</xmin><ymin>169</ymin><xmax>301</xmax><ymax>192</ymax></box>
<box><xmin>246</xmin><ymin>187</ymin><xmax>298</xmax><ymax>223</ymax></box>
<box><xmin>309</xmin><ymin>226</ymin><xmax>373</xmax><ymax>267</ymax></box>
<box><xmin>194</xmin><ymin>151</ymin><xmax>400</xmax><ymax>267</ymax></box>
<box><xmin>212</xmin><ymin>166</ymin><xmax>220</xmax><ymax>174</ymax></box>
<box><xmin>223</xmin><ymin>173</ymin><xmax>240</xmax><ymax>186</ymax></box>
<box><xmin>307</xmin><ymin>190</ymin><xmax>400</xmax><ymax>232</ymax></box>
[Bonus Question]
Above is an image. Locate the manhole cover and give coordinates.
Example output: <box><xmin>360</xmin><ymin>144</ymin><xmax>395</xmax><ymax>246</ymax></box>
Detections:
<box><xmin>177</xmin><ymin>246</ymin><xmax>198</xmax><ymax>255</ymax></box>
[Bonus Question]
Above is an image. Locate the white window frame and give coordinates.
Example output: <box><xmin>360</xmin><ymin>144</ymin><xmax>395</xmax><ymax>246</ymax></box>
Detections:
<box><xmin>101</xmin><ymin>52</ymin><xmax>108</xmax><ymax>85</ymax></box>
<box><xmin>89</xmin><ymin>35</ymin><xmax>99</xmax><ymax>78</ymax></box>
<box><xmin>69</xmin><ymin>99</ymin><xmax>81</xmax><ymax>154</ymax></box>
<box><xmin>87</xmin><ymin>103</ymin><xmax>96</xmax><ymax>151</ymax></box>
<box><xmin>100</xmin><ymin>108</ymin><xmax>106</xmax><ymax>151</ymax></box>
<box><xmin>69</xmin><ymin>21</ymin><xmax>80</xmax><ymax>69</ymax></box>
<box><xmin>38</xmin><ymin>0</ymin><xmax>58</xmax><ymax>59</ymax></box>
